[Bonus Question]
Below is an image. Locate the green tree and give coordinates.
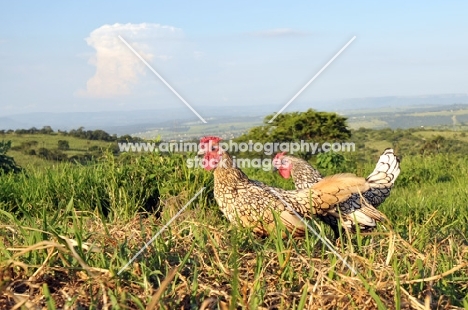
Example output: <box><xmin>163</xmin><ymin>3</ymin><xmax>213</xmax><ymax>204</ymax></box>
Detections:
<box><xmin>0</xmin><ymin>140</ymin><xmax>21</xmax><ymax>174</ymax></box>
<box><xmin>40</xmin><ymin>126</ymin><xmax>54</xmax><ymax>134</ymax></box>
<box><xmin>235</xmin><ymin>109</ymin><xmax>351</xmax><ymax>158</ymax></box>
<box><xmin>238</xmin><ymin>109</ymin><xmax>351</xmax><ymax>143</ymax></box>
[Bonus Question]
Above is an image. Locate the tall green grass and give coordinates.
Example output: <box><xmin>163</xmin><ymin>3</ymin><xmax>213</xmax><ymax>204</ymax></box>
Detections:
<box><xmin>0</xmin><ymin>152</ymin><xmax>467</xmax><ymax>308</ymax></box>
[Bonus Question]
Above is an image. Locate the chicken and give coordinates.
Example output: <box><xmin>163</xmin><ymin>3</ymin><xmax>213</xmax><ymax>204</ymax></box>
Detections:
<box><xmin>273</xmin><ymin>152</ymin><xmax>323</xmax><ymax>190</ymax></box>
<box><xmin>271</xmin><ymin>153</ymin><xmax>343</xmax><ymax>236</ymax></box>
<box><xmin>272</xmin><ymin>149</ymin><xmax>401</xmax><ymax>236</ymax></box>
<box><xmin>198</xmin><ymin>136</ymin><xmax>391</xmax><ymax>238</ymax></box>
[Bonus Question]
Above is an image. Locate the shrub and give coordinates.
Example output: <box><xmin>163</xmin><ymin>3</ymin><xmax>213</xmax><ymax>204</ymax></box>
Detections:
<box><xmin>58</xmin><ymin>140</ymin><xmax>70</xmax><ymax>150</ymax></box>
<box><xmin>0</xmin><ymin>140</ymin><xmax>21</xmax><ymax>174</ymax></box>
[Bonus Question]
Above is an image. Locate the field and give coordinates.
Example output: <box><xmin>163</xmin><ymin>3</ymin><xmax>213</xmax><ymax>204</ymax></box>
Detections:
<box><xmin>345</xmin><ymin>105</ymin><xmax>468</xmax><ymax>130</ymax></box>
<box><xmin>1</xmin><ymin>130</ymin><xmax>468</xmax><ymax>309</ymax></box>
<box><xmin>1</xmin><ymin>133</ymin><xmax>114</xmax><ymax>169</ymax></box>
<box><xmin>137</xmin><ymin>117</ymin><xmax>263</xmax><ymax>141</ymax></box>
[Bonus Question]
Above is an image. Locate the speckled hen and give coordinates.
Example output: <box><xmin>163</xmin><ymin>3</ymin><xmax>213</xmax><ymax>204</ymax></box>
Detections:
<box><xmin>273</xmin><ymin>149</ymin><xmax>401</xmax><ymax>237</ymax></box>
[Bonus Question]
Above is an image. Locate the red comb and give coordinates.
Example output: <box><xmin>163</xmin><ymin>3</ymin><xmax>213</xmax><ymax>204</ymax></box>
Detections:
<box><xmin>200</xmin><ymin>136</ymin><xmax>222</xmax><ymax>144</ymax></box>
<box><xmin>274</xmin><ymin>151</ymin><xmax>287</xmax><ymax>158</ymax></box>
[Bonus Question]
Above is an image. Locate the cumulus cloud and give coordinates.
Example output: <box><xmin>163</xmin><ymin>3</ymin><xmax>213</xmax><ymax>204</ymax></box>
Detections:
<box><xmin>249</xmin><ymin>28</ymin><xmax>309</xmax><ymax>37</ymax></box>
<box><xmin>76</xmin><ymin>23</ymin><xmax>183</xmax><ymax>98</ymax></box>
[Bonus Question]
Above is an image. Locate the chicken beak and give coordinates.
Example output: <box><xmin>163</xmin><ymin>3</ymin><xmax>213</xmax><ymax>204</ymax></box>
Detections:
<box><xmin>197</xmin><ymin>149</ymin><xmax>205</xmax><ymax>156</ymax></box>
<box><xmin>272</xmin><ymin>166</ymin><xmax>278</xmax><ymax>172</ymax></box>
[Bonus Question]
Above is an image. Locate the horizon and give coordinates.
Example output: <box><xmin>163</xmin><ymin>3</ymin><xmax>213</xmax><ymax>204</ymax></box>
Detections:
<box><xmin>2</xmin><ymin>100</ymin><xmax>468</xmax><ymax>137</ymax></box>
<box><xmin>1</xmin><ymin>93</ymin><xmax>468</xmax><ymax>118</ymax></box>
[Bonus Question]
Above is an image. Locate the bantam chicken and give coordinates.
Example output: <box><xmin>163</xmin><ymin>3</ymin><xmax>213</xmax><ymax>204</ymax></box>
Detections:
<box><xmin>273</xmin><ymin>154</ymin><xmax>323</xmax><ymax>190</ymax></box>
<box><xmin>272</xmin><ymin>149</ymin><xmax>400</xmax><ymax>236</ymax></box>
<box><xmin>198</xmin><ymin>136</ymin><xmax>393</xmax><ymax>238</ymax></box>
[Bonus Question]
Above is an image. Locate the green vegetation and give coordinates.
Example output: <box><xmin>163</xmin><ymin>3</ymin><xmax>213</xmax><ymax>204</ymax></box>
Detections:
<box><xmin>0</xmin><ymin>141</ymin><xmax>21</xmax><ymax>174</ymax></box>
<box><xmin>0</xmin><ymin>126</ymin><xmax>145</xmax><ymax>168</ymax></box>
<box><xmin>1</xmin><ymin>120</ymin><xmax>468</xmax><ymax>308</ymax></box>
<box><xmin>238</xmin><ymin>109</ymin><xmax>351</xmax><ymax>143</ymax></box>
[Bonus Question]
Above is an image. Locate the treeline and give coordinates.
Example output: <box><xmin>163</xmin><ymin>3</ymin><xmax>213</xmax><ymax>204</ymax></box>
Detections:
<box><xmin>0</xmin><ymin>126</ymin><xmax>143</xmax><ymax>143</ymax></box>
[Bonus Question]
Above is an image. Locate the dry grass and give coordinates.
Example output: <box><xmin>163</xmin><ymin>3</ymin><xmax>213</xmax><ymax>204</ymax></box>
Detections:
<box><xmin>1</xmin><ymin>210</ymin><xmax>467</xmax><ymax>309</ymax></box>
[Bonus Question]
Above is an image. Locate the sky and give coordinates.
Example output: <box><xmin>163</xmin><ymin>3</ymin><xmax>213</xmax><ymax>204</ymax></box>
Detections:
<box><xmin>1</xmin><ymin>1</ymin><xmax>467</xmax><ymax>117</ymax></box>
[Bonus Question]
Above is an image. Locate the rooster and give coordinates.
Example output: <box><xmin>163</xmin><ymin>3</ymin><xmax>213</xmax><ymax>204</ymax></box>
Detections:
<box><xmin>272</xmin><ymin>149</ymin><xmax>400</xmax><ymax>237</ymax></box>
<box><xmin>198</xmin><ymin>136</ymin><xmax>392</xmax><ymax>238</ymax></box>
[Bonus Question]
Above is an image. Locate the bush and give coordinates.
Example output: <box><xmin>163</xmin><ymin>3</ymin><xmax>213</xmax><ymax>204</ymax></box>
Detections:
<box><xmin>37</xmin><ymin>147</ymin><xmax>68</xmax><ymax>162</ymax></box>
<box><xmin>0</xmin><ymin>140</ymin><xmax>21</xmax><ymax>174</ymax></box>
<box><xmin>58</xmin><ymin>140</ymin><xmax>70</xmax><ymax>150</ymax></box>
<box><xmin>316</xmin><ymin>151</ymin><xmax>347</xmax><ymax>174</ymax></box>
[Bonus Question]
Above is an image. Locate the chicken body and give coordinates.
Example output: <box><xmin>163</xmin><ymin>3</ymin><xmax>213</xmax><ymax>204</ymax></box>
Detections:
<box><xmin>273</xmin><ymin>149</ymin><xmax>401</xmax><ymax>235</ymax></box>
<box><xmin>199</xmin><ymin>136</ymin><xmax>390</xmax><ymax>237</ymax></box>
<box><xmin>211</xmin><ymin>153</ymin><xmax>306</xmax><ymax>236</ymax></box>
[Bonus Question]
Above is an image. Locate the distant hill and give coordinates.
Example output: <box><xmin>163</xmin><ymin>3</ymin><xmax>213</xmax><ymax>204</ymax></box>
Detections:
<box><xmin>0</xmin><ymin>117</ymin><xmax>29</xmax><ymax>130</ymax></box>
<box><xmin>331</xmin><ymin>93</ymin><xmax>468</xmax><ymax>112</ymax></box>
<box><xmin>1</xmin><ymin>93</ymin><xmax>467</xmax><ymax>136</ymax></box>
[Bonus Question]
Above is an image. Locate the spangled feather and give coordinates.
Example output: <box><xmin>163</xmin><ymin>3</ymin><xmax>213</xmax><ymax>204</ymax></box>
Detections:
<box><xmin>311</xmin><ymin>173</ymin><xmax>370</xmax><ymax>201</ymax></box>
<box><xmin>273</xmin><ymin>148</ymin><xmax>400</xmax><ymax>235</ymax></box>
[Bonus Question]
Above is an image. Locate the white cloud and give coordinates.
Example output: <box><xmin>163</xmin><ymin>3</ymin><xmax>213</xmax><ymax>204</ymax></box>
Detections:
<box><xmin>249</xmin><ymin>28</ymin><xmax>309</xmax><ymax>37</ymax></box>
<box><xmin>76</xmin><ymin>23</ymin><xmax>183</xmax><ymax>98</ymax></box>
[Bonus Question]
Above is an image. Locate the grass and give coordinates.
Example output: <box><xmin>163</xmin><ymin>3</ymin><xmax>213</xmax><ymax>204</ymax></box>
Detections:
<box><xmin>409</xmin><ymin>109</ymin><xmax>468</xmax><ymax>117</ymax></box>
<box><xmin>347</xmin><ymin>118</ymin><xmax>389</xmax><ymax>130</ymax></box>
<box><xmin>1</xmin><ymin>132</ymin><xmax>114</xmax><ymax>168</ymax></box>
<box><xmin>413</xmin><ymin>130</ymin><xmax>468</xmax><ymax>142</ymax></box>
<box><xmin>1</xmin><ymin>141</ymin><xmax>468</xmax><ymax>308</ymax></box>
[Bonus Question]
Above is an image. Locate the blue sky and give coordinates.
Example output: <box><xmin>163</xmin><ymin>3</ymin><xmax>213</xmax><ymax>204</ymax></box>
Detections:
<box><xmin>1</xmin><ymin>1</ymin><xmax>467</xmax><ymax>116</ymax></box>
